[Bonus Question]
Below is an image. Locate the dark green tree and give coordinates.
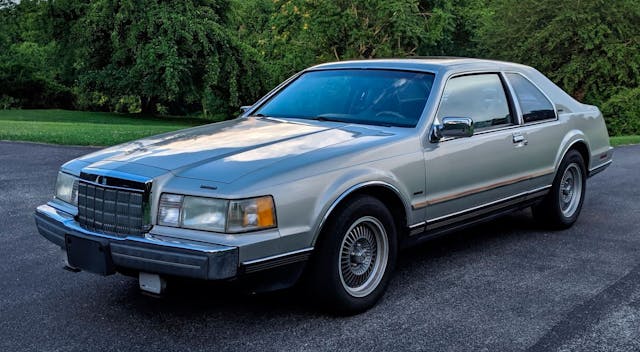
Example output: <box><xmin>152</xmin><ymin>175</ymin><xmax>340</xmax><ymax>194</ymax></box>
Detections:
<box><xmin>477</xmin><ymin>0</ymin><xmax>640</xmax><ymax>104</ymax></box>
<box><xmin>247</xmin><ymin>0</ymin><xmax>466</xmax><ymax>84</ymax></box>
<box><xmin>0</xmin><ymin>0</ymin><xmax>73</xmax><ymax>108</ymax></box>
<box><xmin>74</xmin><ymin>0</ymin><xmax>268</xmax><ymax>116</ymax></box>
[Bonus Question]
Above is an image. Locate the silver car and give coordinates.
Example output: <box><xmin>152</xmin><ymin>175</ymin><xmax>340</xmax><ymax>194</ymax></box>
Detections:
<box><xmin>35</xmin><ymin>58</ymin><xmax>612</xmax><ymax>313</ymax></box>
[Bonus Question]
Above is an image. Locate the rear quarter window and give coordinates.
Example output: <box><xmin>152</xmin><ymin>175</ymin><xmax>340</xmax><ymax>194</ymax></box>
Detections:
<box><xmin>506</xmin><ymin>73</ymin><xmax>556</xmax><ymax>123</ymax></box>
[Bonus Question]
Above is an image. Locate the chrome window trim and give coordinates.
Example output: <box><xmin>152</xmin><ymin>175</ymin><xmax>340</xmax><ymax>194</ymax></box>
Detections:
<box><xmin>431</xmin><ymin>71</ymin><xmax>518</xmax><ymax>142</ymax></box>
<box><xmin>248</xmin><ymin>67</ymin><xmax>438</xmax><ymax>128</ymax></box>
<box><xmin>240</xmin><ymin>71</ymin><xmax>304</xmax><ymax>118</ymax></box>
<box><xmin>436</xmin><ymin>124</ymin><xmax>524</xmax><ymax>143</ymax></box>
<box><xmin>500</xmin><ymin>72</ymin><xmax>524</xmax><ymax>125</ymax></box>
<box><xmin>502</xmin><ymin>71</ymin><xmax>559</xmax><ymax>125</ymax></box>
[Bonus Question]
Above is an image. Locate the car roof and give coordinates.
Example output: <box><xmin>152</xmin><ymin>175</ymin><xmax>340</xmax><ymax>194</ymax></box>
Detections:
<box><xmin>310</xmin><ymin>57</ymin><xmax>531</xmax><ymax>75</ymax></box>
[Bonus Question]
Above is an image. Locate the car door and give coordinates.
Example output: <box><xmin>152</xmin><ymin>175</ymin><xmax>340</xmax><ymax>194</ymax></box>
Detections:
<box><xmin>422</xmin><ymin>72</ymin><xmax>536</xmax><ymax>228</ymax></box>
<box><xmin>503</xmin><ymin>72</ymin><xmax>562</xmax><ymax>191</ymax></box>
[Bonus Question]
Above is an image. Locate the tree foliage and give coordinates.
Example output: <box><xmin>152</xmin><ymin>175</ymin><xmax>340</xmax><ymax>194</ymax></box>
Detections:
<box><xmin>242</xmin><ymin>0</ymin><xmax>478</xmax><ymax>85</ymax></box>
<box><xmin>0</xmin><ymin>0</ymin><xmax>638</xmax><ymax>135</ymax></box>
<box><xmin>73</xmin><ymin>0</ymin><xmax>268</xmax><ymax>116</ymax></box>
<box><xmin>0</xmin><ymin>0</ymin><xmax>73</xmax><ymax>108</ymax></box>
<box><xmin>477</xmin><ymin>0</ymin><xmax>640</xmax><ymax>104</ymax></box>
<box><xmin>601</xmin><ymin>87</ymin><xmax>640</xmax><ymax>136</ymax></box>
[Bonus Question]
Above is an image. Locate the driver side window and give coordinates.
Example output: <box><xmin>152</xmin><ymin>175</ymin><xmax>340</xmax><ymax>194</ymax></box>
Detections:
<box><xmin>437</xmin><ymin>74</ymin><xmax>514</xmax><ymax>132</ymax></box>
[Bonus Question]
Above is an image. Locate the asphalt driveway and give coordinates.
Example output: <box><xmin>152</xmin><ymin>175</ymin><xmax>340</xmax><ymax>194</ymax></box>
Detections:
<box><xmin>1</xmin><ymin>141</ymin><xmax>639</xmax><ymax>351</ymax></box>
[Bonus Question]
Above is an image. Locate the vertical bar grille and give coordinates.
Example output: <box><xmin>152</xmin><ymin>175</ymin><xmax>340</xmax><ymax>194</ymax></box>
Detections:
<box><xmin>77</xmin><ymin>176</ymin><xmax>149</xmax><ymax>237</ymax></box>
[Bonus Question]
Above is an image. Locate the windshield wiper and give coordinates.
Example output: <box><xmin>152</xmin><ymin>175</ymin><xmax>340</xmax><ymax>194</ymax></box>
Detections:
<box><xmin>308</xmin><ymin>116</ymin><xmax>350</xmax><ymax>123</ymax></box>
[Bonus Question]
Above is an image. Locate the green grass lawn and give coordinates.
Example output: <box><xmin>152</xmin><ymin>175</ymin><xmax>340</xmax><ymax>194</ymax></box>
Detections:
<box><xmin>0</xmin><ymin>109</ymin><xmax>638</xmax><ymax>147</ymax></box>
<box><xmin>0</xmin><ymin>109</ymin><xmax>209</xmax><ymax>146</ymax></box>
<box><xmin>610</xmin><ymin>135</ymin><xmax>640</xmax><ymax>147</ymax></box>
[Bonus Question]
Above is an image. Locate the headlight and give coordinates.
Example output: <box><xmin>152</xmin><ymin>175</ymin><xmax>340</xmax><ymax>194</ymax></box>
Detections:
<box><xmin>55</xmin><ymin>172</ymin><xmax>78</xmax><ymax>205</ymax></box>
<box><xmin>157</xmin><ymin>194</ymin><xmax>276</xmax><ymax>233</ymax></box>
<box><xmin>182</xmin><ymin>196</ymin><xmax>227</xmax><ymax>232</ymax></box>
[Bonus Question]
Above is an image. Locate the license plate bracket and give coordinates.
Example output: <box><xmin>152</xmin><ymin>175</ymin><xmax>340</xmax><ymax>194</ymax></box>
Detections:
<box><xmin>65</xmin><ymin>234</ymin><xmax>115</xmax><ymax>275</ymax></box>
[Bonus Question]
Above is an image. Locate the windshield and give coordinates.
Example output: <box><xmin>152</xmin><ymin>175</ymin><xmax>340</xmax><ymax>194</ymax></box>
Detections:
<box><xmin>254</xmin><ymin>69</ymin><xmax>435</xmax><ymax>128</ymax></box>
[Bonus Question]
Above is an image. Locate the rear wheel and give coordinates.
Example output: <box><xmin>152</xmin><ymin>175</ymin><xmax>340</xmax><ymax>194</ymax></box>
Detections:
<box><xmin>532</xmin><ymin>149</ymin><xmax>586</xmax><ymax>229</ymax></box>
<box><xmin>306</xmin><ymin>195</ymin><xmax>397</xmax><ymax>314</ymax></box>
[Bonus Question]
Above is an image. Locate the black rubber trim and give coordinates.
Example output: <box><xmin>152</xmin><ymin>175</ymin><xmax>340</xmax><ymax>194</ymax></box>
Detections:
<box><xmin>241</xmin><ymin>251</ymin><xmax>312</xmax><ymax>274</ymax></box>
<box><xmin>588</xmin><ymin>160</ymin><xmax>612</xmax><ymax>177</ymax></box>
<box><xmin>110</xmin><ymin>242</ymin><xmax>213</xmax><ymax>279</ymax></box>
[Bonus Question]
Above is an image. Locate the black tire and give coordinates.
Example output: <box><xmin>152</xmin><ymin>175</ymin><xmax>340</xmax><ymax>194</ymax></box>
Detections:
<box><xmin>532</xmin><ymin>149</ymin><xmax>587</xmax><ymax>229</ymax></box>
<box><xmin>305</xmin><ymin>195</ymin><xmax>398</xmax><ymax>315</ymax></box>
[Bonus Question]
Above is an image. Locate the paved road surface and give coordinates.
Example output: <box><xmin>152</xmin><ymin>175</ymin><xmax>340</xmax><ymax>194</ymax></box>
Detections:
<box><xmin>1</xmin><ymin>141</ymin><xmax>639</xmax><ymax>351</ymax></box>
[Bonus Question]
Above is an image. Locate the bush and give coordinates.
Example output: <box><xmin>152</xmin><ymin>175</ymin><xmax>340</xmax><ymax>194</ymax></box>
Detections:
<box><xmin>72</xmin><ymin>89</ymin><xmax>112</xmax><ymax>112</ymax></box>
<box><xmin>0</xmin><ymin>95</ymin><xmax>18</xmax><ymax>109</ymax></box>
<box><xmin>601</xmin><ymin>87</ymin><xmax>640</xmax><ymax>136</ymax></box>
<box><xmin>115</xmin><ymin>96</ymin><xmax>142</xmax><ymax>114</ymax></box>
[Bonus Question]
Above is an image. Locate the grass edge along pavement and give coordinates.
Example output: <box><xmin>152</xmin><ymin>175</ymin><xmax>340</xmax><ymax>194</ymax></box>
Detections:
<box><xmin>0</xmin><ymin>109</ymin><xmax>210</xmax><ymax>146</ymax></box>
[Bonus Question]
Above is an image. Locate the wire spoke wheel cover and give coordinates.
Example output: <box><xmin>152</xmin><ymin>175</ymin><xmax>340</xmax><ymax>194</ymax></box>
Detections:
<box><xmin>559</xmin><ymin>163</ymin><xmax>583</xmax><ymax>218</ymax></box>
<box><xmin>338</xmin><ymin>216</ymin><xmax>389</xmax><ymax>298</ymax></box>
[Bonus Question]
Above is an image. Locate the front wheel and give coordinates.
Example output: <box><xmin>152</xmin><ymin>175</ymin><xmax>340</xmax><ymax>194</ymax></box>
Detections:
<box><xmin>306</xmin><ymin>195</ymin><xmax>397</xmax><ymax>314</ymax></box>
<box><xmin>532</xmin><ymin>149</ymin><xmax>587</xmax><ymax>229</ymax></box>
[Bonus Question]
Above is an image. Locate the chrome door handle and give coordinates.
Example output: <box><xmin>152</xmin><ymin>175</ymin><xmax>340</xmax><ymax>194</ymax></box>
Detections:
<box><xmin>512</xmin><ymin>133</ymin><xmax>528</xmax><ymax>145</ymax></box>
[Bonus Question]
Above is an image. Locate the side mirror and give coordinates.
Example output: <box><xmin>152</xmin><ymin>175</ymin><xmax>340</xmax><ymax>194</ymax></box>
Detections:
<box><xmin>240</xmin><ymin>105</ymin><xmax>253</xmax><ymax>114</ymax></box>
<box><xmin>430</xmin><ymin>117</ymin><xmax>474</xmax><ymax>142</ymax></box>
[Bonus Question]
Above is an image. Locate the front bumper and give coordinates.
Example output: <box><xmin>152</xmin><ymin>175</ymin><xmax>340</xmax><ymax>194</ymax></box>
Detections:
<box><xmin>35</xmin><ymin>204</ymin><xmax>239</xmax><ymax>280</ymax></box>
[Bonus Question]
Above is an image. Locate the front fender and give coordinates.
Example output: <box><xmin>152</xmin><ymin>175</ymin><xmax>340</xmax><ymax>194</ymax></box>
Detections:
<box><xmin>309</xmin><ymin>167</ymin><xmax>413</xmax><ymax>246</ymax></box>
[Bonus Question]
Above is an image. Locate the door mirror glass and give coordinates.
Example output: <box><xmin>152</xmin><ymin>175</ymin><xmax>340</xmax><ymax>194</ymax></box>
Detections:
<box><xmin>430</xmin><ymin>117</ymin><xmax>474</xmax><ymax>142</ymax></box>
<box><xmin>240</xmin><ymin>105</ymin><xmax>252</xmax><ymax>114</ymax></box>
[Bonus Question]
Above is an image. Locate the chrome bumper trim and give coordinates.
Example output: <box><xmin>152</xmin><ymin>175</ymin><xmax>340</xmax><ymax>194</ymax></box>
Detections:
<box><xmin>34</xmin><ymin>203</ymin><xmax>239</xmax><ymax>280</ymax></box>
<box><xmin>36</xmin><ymin>203</ymin><xmax>231</xmax><ymax>254</ymax></box>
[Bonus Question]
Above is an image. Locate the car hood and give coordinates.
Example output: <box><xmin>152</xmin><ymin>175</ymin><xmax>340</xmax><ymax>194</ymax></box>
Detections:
<box><xmin>74</xmin><ymin>117</ymin><xmax>380</xmax><ymax>183</ymax></box>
